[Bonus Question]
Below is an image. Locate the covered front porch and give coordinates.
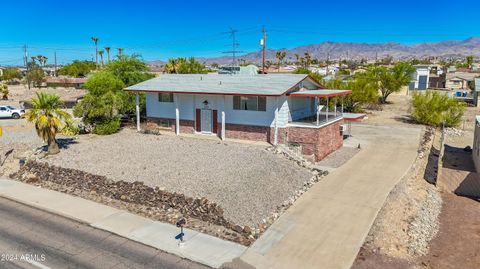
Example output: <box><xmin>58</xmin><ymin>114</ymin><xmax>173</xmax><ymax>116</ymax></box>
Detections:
<box><xmin>286</xmin><ymin>89</ymin><xmax>352</xmax><ymax>128</ymax></box>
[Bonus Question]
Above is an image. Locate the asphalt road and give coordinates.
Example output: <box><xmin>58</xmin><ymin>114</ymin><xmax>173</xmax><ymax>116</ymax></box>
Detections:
<box><xmin>0</xmin><ymin>197</ymin><xmax>210</xmax><ymax>269</ymax></box>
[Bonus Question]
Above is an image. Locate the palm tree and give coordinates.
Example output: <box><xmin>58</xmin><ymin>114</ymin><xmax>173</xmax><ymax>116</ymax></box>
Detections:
<box><xmin>304</xmin><ymin>52</ymin><xmax>312</xmax><ymax>68</ymax></box>
<box><xmin>98</xmin><ymin>50</ymin><xmax>104</xmax><ymax>65</ymax></box>
<box><xmin>104</xmin><ymin>47</ymin><xmax>111</xmax><ymax>63</ymax></box>
<box><xmin>91</xmin><ymin>36</ymin><xmax>99</xmax><ymax>66</ymax></box>
<box><xmin>294</xmin><ymin>54</ymin><xmax>300</xmax><ymax>65</ymax></box>
<box><xmin>25</xmin><ymin>92</ymin><xmax>72</xmax><ymax>155</ymax></box>
<box><xmin>275</xmin><ymin>51</ymin><xmax>286</xmax><ymax>72</ymax></box>
<box><xmin>117</xmin><ymin>48</ymin><xmax>123</xmax><ymax>57</ymax></box>
<box><xmin>31</xmin><ymin>56</ymin><xmax>37</xmax><ymax>64</ymax></box>
<box><xmin>164</xmin><ymin>58</ymin><xmax>184</xmax><ymax>74</ymax></box>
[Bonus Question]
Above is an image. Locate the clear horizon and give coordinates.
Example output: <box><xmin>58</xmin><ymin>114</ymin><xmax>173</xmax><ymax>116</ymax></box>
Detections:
<box><xmin>1</xmin><ymin>0</ymin><xmax>479</xmax><ymax>66</ymax></box>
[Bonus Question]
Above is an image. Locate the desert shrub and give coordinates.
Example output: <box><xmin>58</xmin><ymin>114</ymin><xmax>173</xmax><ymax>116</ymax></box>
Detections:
<box><xmin>0</xmin><ymin>84</ymin><xmax>9</xmax><ymax>100</ymax></box>
<box><xmin>93</xmin><ymin>118</ymin><xmax>121</xmax><ymax>135</ymax></box>
<box><xmin>61</xmin><ymin>118</ymin><xmax>80</xmax><ymax>136</ymax></box>
<box><xmin>412</xmin><ymin>91</ymin><xmax>465</xmax><ymax>127</ymax></box>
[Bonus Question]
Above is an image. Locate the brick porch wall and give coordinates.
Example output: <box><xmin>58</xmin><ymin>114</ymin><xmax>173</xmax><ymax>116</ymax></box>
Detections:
<box><xmin>286</xmin><ymin>120</ymin><xmax>344</xmax><ymax>161</ymax></box>
<box><xmin>146</xmin><ymin>117</ymin><xmax>195</xmax><ymax>134</ymax></box>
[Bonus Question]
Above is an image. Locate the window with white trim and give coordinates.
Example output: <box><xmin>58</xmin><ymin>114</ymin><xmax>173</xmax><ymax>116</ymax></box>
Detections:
<box><xmin>233</xmin><ymin>96</ymin><xmax>266</xmax><ymax>111</ymax></box>
<box><xmin>158</xmin><ymin>93</ymin><xmax>174</xmax><ymax>102</ymax></box>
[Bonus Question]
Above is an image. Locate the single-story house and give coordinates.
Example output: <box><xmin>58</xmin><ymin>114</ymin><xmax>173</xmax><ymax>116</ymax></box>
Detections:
<box><xmin>445</xmin><ymin>72</ymin><xmax>478</xmax><ymax>90</ymax></box>
<box><xmin>45</xmin><ymin>76</ymin><xmax>87</xmax><ymax>89</ymax></box>
<box><xmin>126</xmin><ymin>74</ymin><xmax>352</xmax><ymax>161</ymax></box>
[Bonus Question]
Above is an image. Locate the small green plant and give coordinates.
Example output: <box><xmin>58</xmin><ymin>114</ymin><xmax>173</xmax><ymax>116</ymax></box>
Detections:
<box><xmin>412</xmin><ymin>91</ymin><xmax>465</xmax><ymax>127</ymax></box>
<box><xmin>61</xmin><ymin>118</ymin><xmax>80</xmax><ymax>136</ymax></box>
<box><xmin>0</xmin><ymin>84</ymin><xmax>8</xmax><ymax>100</ymax></box>
<box><xmin>93</xmin><ymin>118</ymin><xmax>121</xmax><ymax>135</ymax></box>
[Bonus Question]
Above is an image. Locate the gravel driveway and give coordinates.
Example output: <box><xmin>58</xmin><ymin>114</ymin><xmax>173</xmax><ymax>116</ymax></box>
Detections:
<box><xmin>45</xmin><ymin>129</ymin><xmax>312</xmax><ymax>227</ymax></box>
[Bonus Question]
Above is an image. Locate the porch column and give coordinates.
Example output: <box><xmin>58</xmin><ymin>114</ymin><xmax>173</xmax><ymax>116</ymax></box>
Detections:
<box><xmin>135</xmin><ymin>93</ymin><xmax>140</xmax><ymax>131</ymax></box>
<box><xmin>326</xmin><ymin>97</ymin><xmax>329</xmax><ymax>122</ymax></box>
<box><xmin>341</xmin><ymin>96</ymin><xmax>344</xmax><ymax>113</ymax></box>
<box><xmin>174</xmin><ymin>94</ymin><xmax>180</xmax><ymax>135</ymax></box>
<box><xmin>221</xmin><ymin>111</ymin><xmax>225</xmax><ymax>140</ymax></box>
<box><xmin>274</xmin><ymin>99</ymin><xmax>279</xmax><ymax>145</ymax></box>
<box><xmin>334</xmin><ymin>98</ymin><xmax>337</xmax><ymax>117</ymax></box>
<box><xmin>316</xmin><ymin>97</ymin><xmax>320</xmax><ymax>126</ymax></box>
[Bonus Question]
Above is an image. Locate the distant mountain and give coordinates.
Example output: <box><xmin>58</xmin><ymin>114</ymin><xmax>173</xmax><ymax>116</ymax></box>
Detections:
<box><xmin>148</xmin><ymin>37</ymin><xmax>480</xmax><ymax>66</ymax></box>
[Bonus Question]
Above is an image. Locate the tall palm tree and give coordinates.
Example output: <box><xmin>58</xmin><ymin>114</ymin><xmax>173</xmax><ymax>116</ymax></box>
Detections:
<box><xmin>275</xmin><ymin>51</ymin><xmax>286</xmax><ymax>72</ymax></box>
<box><xmin>304</xmin><ymin>52</ymin><xmax>312</xmax><ymax>68</ymax></box>
<box><xmin>294</xmin><ymin>54</ymin><xmax>300</xmax><ymax>65</ymax></box>
<box><xmin>31</xmin><ymin>56</ymin><xmax>37</xmax><ymax>64</ymax></box>
<box><xmin>98</xmin><ymin>50</ymin><xmax>104</xmax><ymax>65</ymax></box>
<box><xmin>91</xmin><ymin>37</ymin><xmax>99</xmax><ymax>66</ymax></box>
<box><xmin>104</xmin><ymin>47</ymin><xmax>111</xmax><ymax>63</ymax></box>
<box><xmin>164</xmin><ymin>58</ymin><xmax>181</xmax><ymax>74</ymax></box>
<box><xmin>25</xmin><ymin>92</ymin><xmax>72</xmax><ymax>155</ymax></box>
<box><xmin>117</xmin><ymin>48</ymin><xmax>123</xmax><ymax>57</ymax></box>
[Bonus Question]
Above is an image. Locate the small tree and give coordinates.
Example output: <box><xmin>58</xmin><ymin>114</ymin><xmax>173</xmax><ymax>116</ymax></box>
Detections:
<box><xmin>58</xmin><ymin>60</ymin><xmax>96</xmax><ymax>77</ymax></box>
<box><xmin>26</xmin><ymin>65</ymin><xmax>45</xmax><ymax>88</ymax></box>
<box><xmin>25</xmin><ymin>92</ymin><xmax>72</xmax><ymax>154</ymax></box>
<box><xmin>1</xmin><ymin>68</ymin><xmax>22</xmax><ymax>82</ymax></box>
<box><xmin>366</xmin><ymin>62</ymin><xmax>415</xmax><ymax>104</ymax></box>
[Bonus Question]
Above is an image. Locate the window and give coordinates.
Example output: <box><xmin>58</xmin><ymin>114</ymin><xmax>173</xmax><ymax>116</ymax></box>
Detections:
<box><xmin>233</xmin><ymin>96</ymin><xmax>266</xmax><ymax>111</ymax></box>
<box><xmin>158</xmin><ymin>93</ymin><xmax>174</xmax><ymax>102</ymax></box>
<box><xmin>0</xmin><ymin>107</ymin><xmax>6</xmax><ymax>111</ymax></box>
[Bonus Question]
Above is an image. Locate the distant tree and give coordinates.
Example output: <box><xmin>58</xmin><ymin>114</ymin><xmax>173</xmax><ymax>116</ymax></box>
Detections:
<box><xmin>294</xmin><ymin>54</ymin><xmax>300</xmax><ymax>65</ymax></box>
<box><xmin>275</xmin><ymin>51</ymin><xmax>286</xmax><ymax>72</ymax></box>
<box><xmin>0</xmin><ymin>68</ymin><xmax>22</xmax><ymax>82</ymax></box>
<box><xmin>58</xmin><ymin>60</ymin><xmax>96</xmax><ymax>77</ymax></box>
<box><xmin>466</xmin><ymin>55</ymin><xmax>474</xmax><ymax>69</ymax></box>
<box><xmin>91</xmin><ymin>37</ymin><xmax>99</xmax><ymax>66</ymax></box>
<box><xmin>117</xmin><ymin>48</ymin><xmax>124</xmax><ymax>57</ymax></box>
<box><xmin>366</xmin><ymin>62</ymin><xmax>415</xmax><ymax>104</ymax></box>
<box><xmin>304</xmin><ymin>52</ymin><xmax>312</xmax><ymax>67</ymax></box>
<box><xmin>104</xmin><ymin>47</ymin><xmax>111</xmax><ymax>63</ymax></box>
<box><xmin>98</xmin><ymin>50</ymin><xmax>104</xmax><ymax>65</ymax></box>
<box><xmin>324</xmin><ymin>75</ymin><xmax>379</xmax><ymax>112</ymax></box>
<box><xmin>26</xmin><ymin>63</ymin><xmax>45</xmax><ymax>88</ymax></box>
<box><xmin>25</xmin><ymin>92</ymin><xmax>72</xmax><ymax>154</ymax></box>
<box><xmin>164</xmin><ymin>57</ymin><xmax>207</xmax><ymax>74</ymax></box>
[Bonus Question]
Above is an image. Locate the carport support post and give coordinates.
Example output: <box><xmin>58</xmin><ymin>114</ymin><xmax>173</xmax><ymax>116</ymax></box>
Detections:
<box><xmin>175</xmin><ymin>95</ymin><xmax>179</xmax><ymax>135</ymax></box>
<box><xmin>221</xmin><ymin>111</ymin><xmax>225</xmax><ymax>140</ymax></box>
<box><xmin>135</xmin><ymin>93</ymin><xmax>140</xmax><ymax>131</ymax></box>
<box><xmin>316</xmin><ymin>97</ymin><xmax>320</xmax><ymax>126</ymax></box>
<box><xmin>326</xmin><ymin>97</ymin><xmax>329</xmax><ymax>121</ymax></box>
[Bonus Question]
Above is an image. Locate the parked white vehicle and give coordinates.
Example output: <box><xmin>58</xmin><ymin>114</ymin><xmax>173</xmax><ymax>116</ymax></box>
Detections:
<box><xmin>0</xmin><ymin>105</ymin><xmax>25</xmax><ymax>119</ymax></box>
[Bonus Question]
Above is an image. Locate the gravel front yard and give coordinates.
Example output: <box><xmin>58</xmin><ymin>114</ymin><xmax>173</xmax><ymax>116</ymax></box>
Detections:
<box><xmin>45</xmin><ymin>129</ymin><xmax>313</xmax><ymax>227</ymax></box>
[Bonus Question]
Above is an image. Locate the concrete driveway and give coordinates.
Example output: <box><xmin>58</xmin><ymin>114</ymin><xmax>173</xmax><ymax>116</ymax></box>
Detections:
<box><xmin>235</xmin><ymin>124</ymin><xmax>423</xmax><ymax>269</ymax></box>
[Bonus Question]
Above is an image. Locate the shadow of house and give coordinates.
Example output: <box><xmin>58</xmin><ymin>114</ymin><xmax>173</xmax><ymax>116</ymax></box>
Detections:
<box><xmin>438</xmin><ymin>144</ymin><xmax>480</xmax><ymax>199</ymax></box>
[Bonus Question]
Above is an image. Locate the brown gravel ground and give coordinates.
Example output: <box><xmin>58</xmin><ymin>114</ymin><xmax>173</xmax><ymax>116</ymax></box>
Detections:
<box><xmin>354</xmin><ymin>192</ymin><xmax>480</xmax><ymax>269</ymax></box>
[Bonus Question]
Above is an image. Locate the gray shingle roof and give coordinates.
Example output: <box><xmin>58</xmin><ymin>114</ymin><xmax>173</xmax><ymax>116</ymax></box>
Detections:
<box><xmin>125</xmin><ymin>74</ymin><xmax>311</xmax><ymax>96</ymax></box>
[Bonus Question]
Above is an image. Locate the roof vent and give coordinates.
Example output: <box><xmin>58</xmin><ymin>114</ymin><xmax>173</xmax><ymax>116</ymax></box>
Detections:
<box><xmin>200</xmin><ymin>76</ymin><xmax>203</xmax><ymax>80</ymax></box>
<box><xmin>219</xmin><ymin>81</ymin><xmax>222</xmax><ymax>85</ymax></box>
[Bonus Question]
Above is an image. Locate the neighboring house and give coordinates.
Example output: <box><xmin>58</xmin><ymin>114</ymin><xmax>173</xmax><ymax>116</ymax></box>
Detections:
<box><xmin>473</xmin><ymin>116</ymin><xmax>480</xmax><ymax>172</ymax></box>
<box><xmin>45</xmin><ymin>76</ymin><xmax>87</xmax><ymax>89</ymax></box>
<box><xmin>310</xmin><ymin>66</ymin><xmax>338</xmax><ymax>76</ymax></box>
<box><xmin>409</xmin><ymin>65</ymin><xmax>430</xmax><ymax>90</ymax></box>
<box><xmin>429</xmin><ymin>74</ymin><xmax>446</xmax><ymax>89</ymax></box>
<box><xmin>126</xmin><ymin>74</ymin><xmax>352</xmax><ymax>161</ymax></box>
<box><xmin>445</xmin><ymin>72</ymin><xmax>478</xmax><ymax>90</ymax></box>
<box><xmin>218</xmin><ymin>65</ymin><xmax>258</xmax><ymax>75</ymax></box>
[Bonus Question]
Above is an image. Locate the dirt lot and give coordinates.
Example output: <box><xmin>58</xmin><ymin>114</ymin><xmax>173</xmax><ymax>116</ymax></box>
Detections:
<box><xmin>0</xmin><ymin>84</ymin><xmax>85</xmax><ymax>107</ymax></box>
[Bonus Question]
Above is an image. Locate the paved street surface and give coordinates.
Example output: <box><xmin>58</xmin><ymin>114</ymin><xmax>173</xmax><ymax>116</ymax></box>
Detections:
<box><xmin>0</xmin><ymin>197</ymin><xmax>209</xmax><ymax>269</ymax></box>
<box><xmin>236</xmin><ymin>124</ymin><xmax>422</xmax><ymax>269</ymax></box>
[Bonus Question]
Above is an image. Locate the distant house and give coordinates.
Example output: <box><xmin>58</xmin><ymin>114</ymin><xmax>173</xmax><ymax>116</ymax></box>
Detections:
<box><xmin>445</xmin><ymin>72</ymin><xmax>478</xmax><ymax>90</ymax></box>
<box><xmin>409</xmin><ymin>65</ymin><xmax>430</xmax><ymax>91</ymax></box>
<box><xmin>126</xmin><ymin>74</ymin><xmax>353</xmax><ymax>161</ymax></box>
<box><xmin>45</xmin><ymin>76</ymin><xmax>87</xmax><ymax>89</ymax></box>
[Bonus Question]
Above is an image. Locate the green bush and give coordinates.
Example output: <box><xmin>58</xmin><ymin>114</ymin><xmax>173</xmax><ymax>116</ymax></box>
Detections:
<box><xmin>61</xmin><ymin>118</ymin><xmax>80</xmax><ymax>136</ymax></box>
<box><xmin>93</xmin><ymin>118</ymin><xmax>121</xmax><ymax>135</ymax></box>
<box><xmin>412</xmin><ymin>91</ymin><xmax>465</xmax><ymax>127</ymax></box>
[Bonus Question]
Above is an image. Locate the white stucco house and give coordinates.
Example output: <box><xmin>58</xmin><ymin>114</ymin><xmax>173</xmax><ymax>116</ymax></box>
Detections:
<box><xmin>409</xmin><ymin>65</ymin><xmax>430</xmax><ymax>90</ymax></box>
<box><xmin>126</xmin><ymin>74</ymin><xmax>354</xmax><ymax>161</ymax></box>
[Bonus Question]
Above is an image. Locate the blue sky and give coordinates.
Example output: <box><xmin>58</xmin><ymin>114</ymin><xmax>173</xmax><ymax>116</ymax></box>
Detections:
<box><xmin>1</xmin><ymin>0</ymin><xmax>479</xmax><ymax>65</ymax></box>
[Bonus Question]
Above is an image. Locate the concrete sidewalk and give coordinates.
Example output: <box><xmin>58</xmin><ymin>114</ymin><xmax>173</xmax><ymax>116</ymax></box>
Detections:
<box><xmin>237</xmin><ymin>124</ymin><xmax>423</xmax><ymax>269</ymax></box>
<box><xmin>0</xmin><ymin>179</ymin><xmax>246</xmax><ymax>268</ymax></box>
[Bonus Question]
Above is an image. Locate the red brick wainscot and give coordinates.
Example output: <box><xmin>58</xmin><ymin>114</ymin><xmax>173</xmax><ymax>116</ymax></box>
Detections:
<box><xmin>219</xmin><ymin>123</ymin><xmax>286</xmax><ymax>144</ymax></box>
<box><xmin>286</xmin><ymin>119</ymin><xmax>344</xmax><ymax>161</ymax></box>
<box><xmin>146</xmin><ymin>117</ymin><xmax>195</xmax><ymax>134</ymax></box>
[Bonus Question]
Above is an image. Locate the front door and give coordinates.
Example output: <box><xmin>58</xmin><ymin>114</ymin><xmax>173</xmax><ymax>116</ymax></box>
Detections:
<box><xmin>200</xmin><ymin>109</ymin><xmax>212</xmax><ymax>133</ymax></box>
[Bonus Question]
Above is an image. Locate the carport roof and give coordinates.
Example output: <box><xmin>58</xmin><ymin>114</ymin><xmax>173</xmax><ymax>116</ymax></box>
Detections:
<box><xmin>288</xmin><ymin>89</ymin><xmax>352</xmax><ymax>97</ymax></box>
<box><xmin>125</xmin><ymin>74</ymin><xmax>319</xmax><ymax>96</ymax></box>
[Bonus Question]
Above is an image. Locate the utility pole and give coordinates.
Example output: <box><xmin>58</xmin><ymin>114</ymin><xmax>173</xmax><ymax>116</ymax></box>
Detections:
<box><xmin>54</xmin><ymin>50</ymin><xmax>57</xmax><ymax>77</ymax></box>
<box><xmin>24</xmin><ymin>45</ymin><xmax>30</xmax><ymax>90</ymax></box>
<box><xmin>261</xmin><ymin>26</ymin><xmax>267</xmax><ymax>74</ymax></box>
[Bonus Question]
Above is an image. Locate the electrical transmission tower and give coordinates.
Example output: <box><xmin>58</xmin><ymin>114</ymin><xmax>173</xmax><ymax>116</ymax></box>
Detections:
<box><xmin>222</xmin><ymin>28</ymin><xmax>243</xmax><ymax>66</ymax></box>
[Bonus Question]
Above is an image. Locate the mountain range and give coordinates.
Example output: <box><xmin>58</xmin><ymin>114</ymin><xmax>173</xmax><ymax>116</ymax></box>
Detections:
<box><xmin>148</xmin><ymin>37</ymin><xmax>480</xmax><ymax>66</ymax></box>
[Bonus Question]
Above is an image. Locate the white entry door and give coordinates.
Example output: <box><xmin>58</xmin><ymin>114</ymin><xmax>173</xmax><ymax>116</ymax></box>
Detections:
<box><xmin>200</xmin><ymin>109</ymin><xmax>212</xmax><ymax>133</ymax></box>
